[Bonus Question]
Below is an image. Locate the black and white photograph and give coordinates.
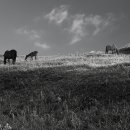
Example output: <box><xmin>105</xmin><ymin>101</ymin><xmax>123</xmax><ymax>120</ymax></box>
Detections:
<box><xmin>0</xmin><ymin>0</ymin><xmax>130</xmax><ymax>129</ymax></box>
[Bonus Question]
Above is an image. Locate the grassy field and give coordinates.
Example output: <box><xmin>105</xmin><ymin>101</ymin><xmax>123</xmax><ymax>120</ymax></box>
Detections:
<box><xmin>0</xmin><ymin>52</ymin><xmax>130</xmax><ymax>130</ymax></box>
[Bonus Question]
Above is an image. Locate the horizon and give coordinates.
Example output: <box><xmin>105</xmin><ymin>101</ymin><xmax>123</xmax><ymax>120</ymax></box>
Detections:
<box><xmin>0</xmin><ymin>0</ymin><xmax>130</xmax><ymax>56</ymax></box>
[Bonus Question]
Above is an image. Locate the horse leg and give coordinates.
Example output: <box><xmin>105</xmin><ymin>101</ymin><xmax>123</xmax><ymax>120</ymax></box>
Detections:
<box><xmin>35</xmin><ymin>55</ymin><xmax>37</xmax><ymax>60</ymax></box>
<box><xmin>116</xmin><ymin>49</ymin><xmax>119</xmax><ymax>55</ymax></box>
<box><xmin>25</xmin><ymin>55</ymin><xmax>27</xmax><ymax>61</ymax></box>
<box><xmin>112</xmin><ymin>49</ymin><xmax>115</xmax><ymax>54</ymax></box>
<box><xmin>105</xmin><ymin>49</ymin><xmax>108</xmax><ymax>54</ymax></box>
<box><xmin>8</xmin><ymin>59</ymin><xmax>10</xmax><ymax>64</ymax></box>
<box><xmin>4</xmin><ymin>57</ymin><xmax>6</xmax><ymax>64</ymax></box>
<box><xmin>12</xmin><ymin>60</ymin><xmax>15</xmax><ymax>64</ymax></box>
<box><xmin>12</xmin><ymin>58</ymin><xmax>16</xmax><ymax>64</ymax></box>
<box><xmin>31</xmin><ymin>56</ymin><xmax>33</xmax><ymax>60</ymax></box>
<box><xmin>12</xmin><ymin>59</ymin><xmax>14</xmax><ymax>64</ymax></box>
<box><xmin>113</xmin><ymin>49</ymin><xmax>116</xmax><ymax>54</ymax></box>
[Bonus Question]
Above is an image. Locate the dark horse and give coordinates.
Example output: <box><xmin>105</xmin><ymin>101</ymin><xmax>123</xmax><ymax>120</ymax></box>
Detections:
<box><xmin>105</xmin><ymin>44</ymin><xmax>119</xmax><ymax>54</ymax></box>
<box><xmin>25</xmin><ymin>51</ymin><xmax>38</xmax><ymax>60</ymax></box>
<box><xmin>4</xmin><ymin>50</ymin><xmax>17</xmax><ymax>64</ymax></box>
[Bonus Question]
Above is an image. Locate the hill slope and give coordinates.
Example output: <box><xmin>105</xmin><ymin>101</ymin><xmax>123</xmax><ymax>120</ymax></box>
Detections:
<box><xmin>0</xmin><ymin>54</ymin><xmax>130</xmax><ymax>130</ymax></box>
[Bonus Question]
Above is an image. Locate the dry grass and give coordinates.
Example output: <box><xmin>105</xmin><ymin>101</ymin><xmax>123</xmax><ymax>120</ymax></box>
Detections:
<box><xmin>0</xmin><ymin>52</ymin><xmax>130</xmax><ymax>130</ymax></box>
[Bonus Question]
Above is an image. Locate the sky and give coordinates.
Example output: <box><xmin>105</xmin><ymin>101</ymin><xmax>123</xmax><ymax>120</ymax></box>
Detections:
<box><xmin>0</xmin><ymin>0</ymin><xmax>130</xmax><ymax>56</ymax></box>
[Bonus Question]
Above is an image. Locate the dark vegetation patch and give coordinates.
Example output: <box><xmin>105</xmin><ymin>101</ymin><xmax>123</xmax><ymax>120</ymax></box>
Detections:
<box><xmin>119</xmin><ymin>47</ymin><xmax>130</xmax><ymax>54</ymax></box>
<box><xmin>0</xmin><ymin>63</ymin><xmax>130</xmax><ymax>129</ymax></box>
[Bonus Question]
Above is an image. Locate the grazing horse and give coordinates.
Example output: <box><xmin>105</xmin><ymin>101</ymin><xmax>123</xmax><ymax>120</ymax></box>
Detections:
<box><xmin>3</xmin><ymin>50</ymin><xmax>17</xmax><ymax>64</ymax></box>
<box><xmin>105</xmin><ymin>44</ymin><xmax>119</xmax><ymax>54</ymax></box>
<box><xmin>25</xmin><ymin>51</ymin><xmax>38</xmax><ymax>60</ymax></box>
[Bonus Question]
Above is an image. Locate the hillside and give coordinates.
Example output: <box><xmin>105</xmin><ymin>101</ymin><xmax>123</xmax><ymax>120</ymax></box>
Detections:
<box><xmin>0</xmin><ymin>53</ymin><xmax>130</xmax><ymax>130</ymax></box>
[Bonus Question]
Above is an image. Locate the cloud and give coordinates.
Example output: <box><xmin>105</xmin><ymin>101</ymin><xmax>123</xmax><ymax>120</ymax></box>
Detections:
<box><xmin>16</xmin><ymin>27</ymin><xmax>49</xmax><ymax>49</ymax></box>
<box><xmin>34</xmin><ymin>42</ymin><xmax>50</xmax><ymax>49</ymax></box>
<box><xmin>29</xmin><ymin>30</ymin><xmax>41</xmax><ymax>40</ymax></box>
<box><xmin>85</xmin><ymin>14</ymin><xmax>115</xmax><ymax>36</ymax></box>
<box><xmin>45</xmin><ymin>5</ymin><xmax>68</xmax><ymax>24</ymax></box>
<box><xmin>40</xmin><ymin>5</ymin><xmax>117</xmax><ymax>45</ymax></box>
<box><xmin>16</xmin><ymin>27</ymin><xmax>29</xmax><ymax>35</ymax></box>
<box><xmin>69</xmin><ymin>13</ymin><xmax>116</xmax><ymax>44</ymax></box>
<box><xmin>19</xmin><ymin>5</ymin><xmax>117</xmax><ymax>46</ymax></box>
<box><xmin>16</xmin><ymin>27</ymin><xmax>41</xmax><ymax>40</ymax></box>
<box><xmin>69</xmin><ymin>14</ymin><xmax>87</xmax><ymax>44</ymax></box>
